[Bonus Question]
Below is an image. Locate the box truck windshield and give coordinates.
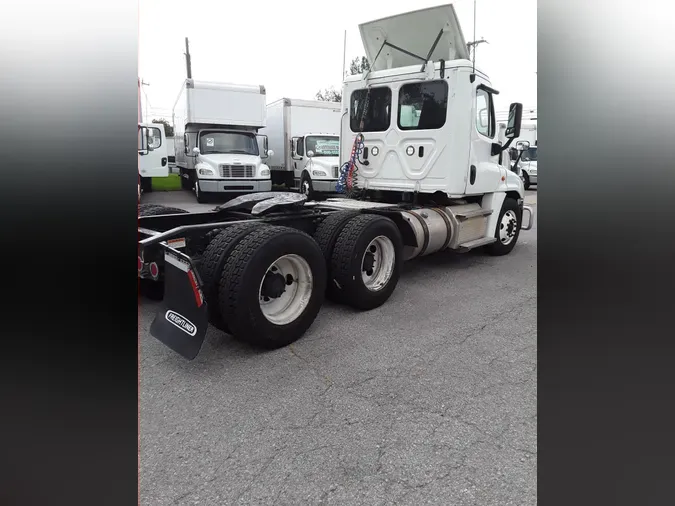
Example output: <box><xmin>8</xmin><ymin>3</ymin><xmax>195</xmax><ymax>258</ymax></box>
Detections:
<box><xmin>306</xmin><ymin>136</ymin><xmax>339</xmax><ymax>157</ymax></box>
<box><xmin>200</xmin><ymin>131</ymin><xmax>259</xmax><ymax>156</ymax></box>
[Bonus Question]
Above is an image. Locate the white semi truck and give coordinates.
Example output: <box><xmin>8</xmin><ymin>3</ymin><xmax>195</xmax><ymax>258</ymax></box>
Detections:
<box><xmin>138</xmin><ymin>78</ymin><xmax>169</xmax><ymax>199</ymax></box>
<box><xmin>138</xmin><ymin>123</ymin><xmax>168</xmax><ymax>197</ymax></box>
<box><xmin>508</xmin><ymin>122</ymin><xmax>537</xmax><ymax>189</ymax></box>
<box><xmin>172</xmin><ymin>80</ymin><xmax>273</xmax><ymax>203</ymax></box>
<box><xmin>138</xmin><ymin>4</ymin><xmax>534</xmax><ymax>360</ymax></box>
<box><xmin>261</xmin><ymin>98</ymin><xmax>342</xmax><ymax>200</ymax></box>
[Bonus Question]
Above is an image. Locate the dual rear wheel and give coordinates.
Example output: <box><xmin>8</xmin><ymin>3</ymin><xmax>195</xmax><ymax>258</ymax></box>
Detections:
<box><xmin>197</xmin><ymin>213</ymin><xmax>404</xmax><ymax>349</ymax></box>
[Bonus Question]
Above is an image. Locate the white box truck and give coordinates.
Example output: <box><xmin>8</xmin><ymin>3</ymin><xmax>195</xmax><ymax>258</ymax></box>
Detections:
<box><xmin>172</xmin><ymin>79</ymin><xmax>273</xmax><ymax>203</ymax></box>
<box><xmin>139</xmin><ymin>4</ymin><xmax>534</xmax><ymax>360</ymax></box>
<box><xmin>261</xmin><ymin>99</ymin><xmax>342</xmax><ymax>199</ymax></box>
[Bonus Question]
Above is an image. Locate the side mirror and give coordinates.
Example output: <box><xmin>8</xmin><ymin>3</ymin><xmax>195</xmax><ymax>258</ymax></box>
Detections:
<box><xmin>145</xmin><ymin>130</ymin><xmax>155</xmax><ymax>151</ymax></box>
<box><xmin>307</xmin><ymin>150</ymin><xmax>314</xmax><ymax>158</ymax></box>
<box><xmin>267</xmin><ymin>149</ymin><xmax>275</xmax><ymax>157</ymax></box>
<box><xmin>192</xmin><ymin>147</ymin><xmax>200</xmax><ymax>155</ymax></box>
<box><xmin>291</xmin><ymin>137</ymin><xmax>303</xmax><ymax>160</ymax></box>
<box><xmin>505</xmin><ymin>102</ymin><xmax>523</xmax><ymax>139</ymax></box>
<box><xmin>516</xmin><ymin>140</ymin><xmax>530</xmax><ymax>151</ymax></box>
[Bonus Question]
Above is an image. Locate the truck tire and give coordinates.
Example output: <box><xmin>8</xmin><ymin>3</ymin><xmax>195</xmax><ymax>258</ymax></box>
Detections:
<box><xmin>486</xmin><ymin>197</ymin><xmax>522</xmax><ymax>256</ymax></box>
<box><xmin>300</xmin><ymin>172</ymin><xmax>315</xmax><ymax>201</ymax></box>
<box><xmin>140</xmin><ymin>176</ymin><xmax>153</xmax><ymax>193</ymax></box>
<box><xmin>218</xmin><ymin>226</ymin><xmax>326</xmax><ymax>348</ymax></box>
<box><xmin>194</xmin><ymin>180</ymin><xmax>208</xmax><ymax>204</ymax></box>
<box><xmin>188</xmin><ymin>228</ymin><xmax>223</xmax><ymax>257</ymax></box>
<box><xmin>139</xmin><ymin>205</ymin><xmax>188</xmax><ymax>217</ymax></box>
<box><xmin>312</xmin><ymin>211</ymin><xmax>360</xmax><ymax>301</ymax></box>
<box><xmin>522</xmin><ymin>172</ymin><xmax>531</xmax><ymax>190</ymax></box>
<box><xmin>330</xmin><ymin>214</ymin><xmax>403</xmax><ymax>310</ymax></box>
<box><xmin>138</xmin><ymin>203</ymin><xmax>162</xmax><ymax>214</ymax></box>
<box><xmin>198</xmin><ymin>223</ymin><xmax>269</xmax><ymax>333</ymax></box>
<box><xmin>179</xmin><ymin>169</ymin><xmax>191</xmax><ymax>190</ymax></box>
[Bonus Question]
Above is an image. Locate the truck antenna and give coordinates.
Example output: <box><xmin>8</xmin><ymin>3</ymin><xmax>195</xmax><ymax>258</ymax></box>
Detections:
<box><xmin>342</xmin><ymin>30</ymin><xmax>347</xmax><ymax>80</ymax></box>
<box><xmin>140</xmin><ymin>79</ymin><xmax>150</xmax><ymax>121</ymax></box>
<box><xmin>184</xmin><ymin>37</ymin><xmax>192</xmax><ymax>79</ymax></box>
<box><xmin>473</xmin><ymin>0</ymin><xmax>476</xmax><ymax>72</ymax></box>
<box><xmin>466</xmin><ymin>1</ymin><xmax>488</xmax><ymax>82</ymax></box>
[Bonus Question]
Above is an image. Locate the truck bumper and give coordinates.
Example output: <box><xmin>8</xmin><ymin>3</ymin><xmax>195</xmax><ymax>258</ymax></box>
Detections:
<box><xmin>312</xmin><ymin>179</ymin><xmax>339</xmax><ymax>193</ymax></box>
<box><xmin>197</xmin><ymin>179</ymin><xmax>272</xmax><ymax>193</ymax></box>
<box><xmin>517</xmin><ymin>198</ymin><xmax>535</xmax><ymax>230</ymax></box>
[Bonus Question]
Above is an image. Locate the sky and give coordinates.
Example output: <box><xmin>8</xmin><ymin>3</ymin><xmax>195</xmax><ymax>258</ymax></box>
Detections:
<box><xmin>138</xmin><ymin>0</ymin><xmax>536</xmax><ymax>122</ymax></box>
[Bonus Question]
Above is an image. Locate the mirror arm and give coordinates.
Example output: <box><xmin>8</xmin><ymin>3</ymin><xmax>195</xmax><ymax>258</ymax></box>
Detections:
<box><xmin>491</xmin><ymin>137</ymin><xmax>515</xmax><ymax>157</ymax></box>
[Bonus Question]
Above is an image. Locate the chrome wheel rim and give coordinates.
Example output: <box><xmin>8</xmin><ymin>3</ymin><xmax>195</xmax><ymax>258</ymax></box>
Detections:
<box><xmin>259</xmin><ymin>254</ymin><xmax>314</xmax><ymax>325</ymax></box>
<box><xmin>361</xmin><ymin>235</ymin><xmax>395</xmax><ymax>291</ymax></box>
<box><xmin>499</xmin><ymin>210</ymin><xmax>519</xmax><ymax>245</ymax></box>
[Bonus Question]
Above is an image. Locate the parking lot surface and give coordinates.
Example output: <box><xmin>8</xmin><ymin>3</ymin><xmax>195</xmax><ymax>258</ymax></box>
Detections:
<box><xmin>140</xmin><ymin>189</ymin><xmax>537</xmax><ymax>505</ymax></box>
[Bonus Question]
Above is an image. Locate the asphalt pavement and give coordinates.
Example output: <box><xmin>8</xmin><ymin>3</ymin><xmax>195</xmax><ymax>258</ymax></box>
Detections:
<box><xmin>140</xmin><ymin>188</ymin><xmax>537</xmax><ymax>505</ymax></box>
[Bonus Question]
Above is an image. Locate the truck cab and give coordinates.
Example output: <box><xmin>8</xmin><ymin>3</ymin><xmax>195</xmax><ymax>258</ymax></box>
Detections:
<box><xmin>138</xmin><ymin>122</ymin><xmax>168</xmax><ymax>196</ymax></box>
<box><xmin>517</xmin><ymin>144</ymin><xmax>537</xmax><ymax>189</ymax></box>
<box><xmin>173</xmin><ymin>80</ymin><xmax>273</xmax><ymax>203</ymax></box>
<box><xmin>339</xmin><ymin>4</ymin><xmax>525</xmax><ymax>205</ymax></box>
<box><xmin>291</xmin><ymin>133</ymin><xmax>340</xmax><ymax>198</ymax></box>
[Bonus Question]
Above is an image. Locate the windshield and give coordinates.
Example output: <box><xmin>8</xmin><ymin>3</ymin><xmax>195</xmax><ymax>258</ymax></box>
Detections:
<box><xmin>522</xmin><ymin>147</ymin><xmax>537</xmax><ymax>161</ymax></box>
<box><xmin>305</xmin><ymin>136</ymin><xmax>339</xmax><ymax>157</ymax></box>
<box><xmin>199</xmin><ymin>131</ymin><xmax>259</xmax><ymax>156</ymax></box>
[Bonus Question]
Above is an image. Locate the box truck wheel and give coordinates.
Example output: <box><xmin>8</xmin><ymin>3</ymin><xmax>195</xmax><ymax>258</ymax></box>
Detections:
<box><xmin>312</xmin><ymin>211</ymin><xmax>360</xmax><ymax>301</ymax></box>
<box><xmin>330</xmin><ymin>214</ymin><xmax>403</xmax><ymax>310</ymax></box>
<box><xmin>140</xmin><ymin>176</ymin><xmax>153</xmax><ymax>193</ymax></box>
<box><xmin>300</xmin><ymin>172</ymin><xmax>315</xmax><ymax>201</ymax></box>
<box><xmin>218</xmin><ymin>226</ymin><xmax>326</xmax><ymax>348</ymax></box>
<box><xmin>179</xmin><ymin>168</ymin><xmax>191</xmax><ymax>190</ymax></box>
<box><xmin>194</xmin><ymin>180</ymin><xmax>207</xmax><ymax>203</ymax></box>
<box><xmin>486</xmin><ymin>197</ymin><xmax>522</xmax><ymax>256</ymax></box>
<box><xmin>198</xmin><ymin>223</ymin><xmax>270</xmax><ymax>333</ymax></box>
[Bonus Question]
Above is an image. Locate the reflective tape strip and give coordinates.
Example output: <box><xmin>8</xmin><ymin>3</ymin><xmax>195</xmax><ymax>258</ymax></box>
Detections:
<box><xmin>164</xmin><ymin>253</ymin><xmax>189</xmax><ymax>272</ymax></box>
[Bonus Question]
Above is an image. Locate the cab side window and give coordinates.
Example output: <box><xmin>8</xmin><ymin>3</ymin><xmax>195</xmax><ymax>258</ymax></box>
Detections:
<box><xmin>476</xmin><ymin>89</ymin><xmax>495</xmax><ymax>138</ymax></box>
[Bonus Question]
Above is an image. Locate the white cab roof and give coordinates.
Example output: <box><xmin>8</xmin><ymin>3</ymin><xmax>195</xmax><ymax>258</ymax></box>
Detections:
<box><xmin>358</xmin><ymin>3</ymin><xmax>469</xmax><ymax>71</ymax></box>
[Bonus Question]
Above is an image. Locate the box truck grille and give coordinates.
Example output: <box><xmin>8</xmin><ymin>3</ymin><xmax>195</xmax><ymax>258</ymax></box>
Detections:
<box><xmin>219</xmin><ymin>164</ymin><xmax>254</xmax><ymax>178</ymax></box>
<box><xmin>332</xmin><ymin>166</ymin><xmax>339</xmax><ymax>178</ymax></box>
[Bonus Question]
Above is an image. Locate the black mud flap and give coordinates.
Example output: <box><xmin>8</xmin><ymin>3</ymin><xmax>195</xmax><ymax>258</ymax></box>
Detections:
<box><xmin>149</xmin><ymin>247</ymin><xmax>209</xmax><ymax>360</ymax></box>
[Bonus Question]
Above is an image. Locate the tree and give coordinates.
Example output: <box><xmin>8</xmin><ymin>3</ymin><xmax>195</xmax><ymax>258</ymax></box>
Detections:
<box><xmin>315</xmin><ymin>87</ymin><xmax>342</xmax><ymax>103</ymax></box>
<box><xmin>315</xmin><ymin>56</ymin><xmax>371</xmax><ymax>102</ymax></box>
<box><xmin>348</xmin><ymin>56</ymin><xmax>370</xmax><ymax>76</ymax></box>
<box><xmin>152</xmin><ymin>118</ymin><xmax>174</xmax><ymax>137</ymax></box>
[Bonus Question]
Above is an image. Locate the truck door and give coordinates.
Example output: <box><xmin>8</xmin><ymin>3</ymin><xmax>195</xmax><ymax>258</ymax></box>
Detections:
<box><xmin>138</xmin><ymin>123</ymin><xmax>169</xmax><ymax>178</ymax></box>
<box><xmin>291</xmin><ymin>136</ymin><xmax>305</xmax><ymax>183</ymax></box>
<box><xmin>465</xmin><ymin>83</ymin><xmax>504</xmax><ymax>194</ymax></box>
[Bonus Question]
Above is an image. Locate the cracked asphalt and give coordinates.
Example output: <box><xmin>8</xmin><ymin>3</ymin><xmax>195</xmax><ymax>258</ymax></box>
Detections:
<box><xmin>140</xmin><ymin>189</ymin><xmax>537</xmax><ymax>505</ymax></box>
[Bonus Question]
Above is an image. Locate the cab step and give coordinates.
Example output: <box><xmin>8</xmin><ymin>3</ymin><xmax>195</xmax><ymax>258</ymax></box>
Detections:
<box><xmin>457</xmin><ymin>236</ymin><xmax>497</xmax><ymax>251</ymax></box>
<box><xmin>454</xmin><ymin>209</ymin><xmax>493</xmax><ymax>221</ymax></box>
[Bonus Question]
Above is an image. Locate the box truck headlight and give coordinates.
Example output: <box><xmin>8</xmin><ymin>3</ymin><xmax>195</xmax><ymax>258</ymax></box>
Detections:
<box><xmin>260</xmin><ymin>168</ymin><xmax>270</xmax><ymax>176</ymax></box>
<box><xmin>199</xmin><ymin>168</ymin><xmax>214</xmax><ymax>176</ymax></box>
<box><xmin>312</xmin><ymin>170</ymin><xmax>327</xmax><ymax>177</ymax></box>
